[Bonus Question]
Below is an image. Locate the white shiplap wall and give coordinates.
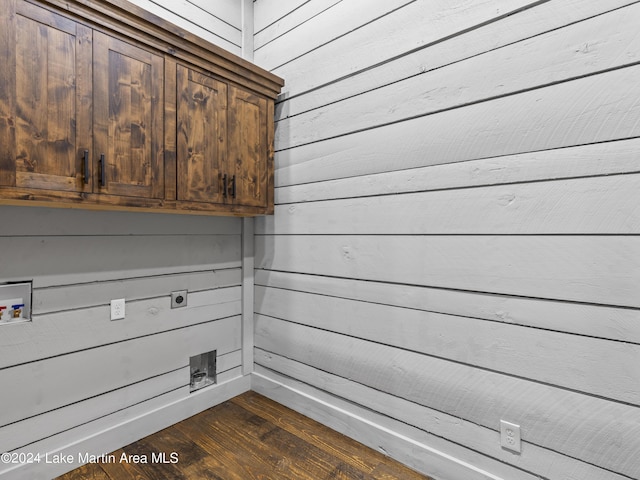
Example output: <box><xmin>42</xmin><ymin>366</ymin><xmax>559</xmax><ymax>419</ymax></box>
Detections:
<box><xmin>253</xmin><ymin>1</ymin><xmax>640</xmax><ymax>479</ymax></box>
<box><xmin>125</xmin><ymin>0</ymin><xmax>242</xmax><ymax>55</ymax></box>
<box><xmin>0</xmin><ymin>208</ymin><xmax>248</xmax><ymax>480</ymax></box>
<box><xmin>0</xmin><ymin>1</ymin><xmax>248</xmax><ymax>479</ymax></box>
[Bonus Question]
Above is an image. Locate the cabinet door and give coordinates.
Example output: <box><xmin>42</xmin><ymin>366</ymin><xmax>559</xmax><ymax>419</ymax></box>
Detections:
<box><xmin>93</xmin><ymin>32</ymin><xmax>163</xmax><ymax>199</ymax></box>
<box><xmin>227</xmin><ymin>85</ymin><xmax>270</xmax><ymax>208</ymax></box>
<box><xmin>176</xmin><ymin>65</ymin><xmax>227</xmax><ymax>203</ymax></box>
<box><xmin>0</xmin><ymin>1</ymin><xmax>92</xmax><ymax>191</ymax></box>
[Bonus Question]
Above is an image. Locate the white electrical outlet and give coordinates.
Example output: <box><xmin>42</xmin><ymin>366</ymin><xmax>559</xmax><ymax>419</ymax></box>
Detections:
<box><xmin>110</xmin><ymin>298</ymin><xmax>125</xmax><ymax>321</ymax></box>
<box><xmin>500</xmin><ymin>420</ymin><xmax>521</xmax><ymax>453</ymax></box>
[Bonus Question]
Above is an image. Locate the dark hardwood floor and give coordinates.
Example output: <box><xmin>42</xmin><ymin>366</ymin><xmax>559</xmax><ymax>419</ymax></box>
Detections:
<box><xmin>56</xmin><ymin>391</ymin><xmax>432</xmax><ymax>479</ymax></box>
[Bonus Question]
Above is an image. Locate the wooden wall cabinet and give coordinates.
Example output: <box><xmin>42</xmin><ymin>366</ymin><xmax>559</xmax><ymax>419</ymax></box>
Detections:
<box><xmin>0</xmin><ymin>2</ymin><xmax>92</xmax><ymax>194</ymax></box>
<box><xmin>0</xmin><ymin>0</ymin><xmax>283</xmax><ymax>216</ymax></box>
<box><xmin>93</xmin><ymin>31</ymin><xmax>165</xmax><ymax>201</ymax></box>
<box><xmin>176</xmin><ymin>64</ymin><xmax>227</xmax><ymax>205</ymax></box>
<box><xmin>228</xmin><ymin>85</ymin><xmax>272</xmax><ymax>210</ymax></box>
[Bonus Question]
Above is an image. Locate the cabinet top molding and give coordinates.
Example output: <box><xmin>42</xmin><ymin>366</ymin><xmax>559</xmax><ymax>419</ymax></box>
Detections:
<box><xmin>35</xmin><ymin>0</ymin><xmax>285</xmax><ymax>98</ymax></box>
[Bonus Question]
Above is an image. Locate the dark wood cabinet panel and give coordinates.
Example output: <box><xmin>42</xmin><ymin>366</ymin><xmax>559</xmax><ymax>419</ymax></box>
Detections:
<box><xmin>0</xmin><ymin>0</ymin><xmax>283</xmax><ymax>216</ymax></box>
<box><xmin>1</xmin><ymin>1</ymin><xmax>92</xmax><ymax>192</ymax></box>
<box><xmin>177</xmin><ymin>65</ymin><xmax>227</xmax><ymax>204</ymax></box>
<box><xmin>93</xmin><ymin>31</ymin><xmax>164</xmax><ymax>199</ymax></box>
<box><xmin>175</xmin><ymin>70</ymin><xmax>273</xmax><ymax>211</ymax></box>
<box><xmin>228</xmin><ymin>85</ymin><xmax>269</xmax><ymax>209</ymax></box>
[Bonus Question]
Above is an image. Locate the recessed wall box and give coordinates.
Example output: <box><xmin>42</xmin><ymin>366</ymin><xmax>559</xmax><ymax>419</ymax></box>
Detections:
<box><xmin>0</xmin><ymin>281</ymin><xmax>32</xmax><ymax>324</ymax></box>
<box><xmin>189</xmin><ymin>350</ymin><xmax>216</xmax><ymax>392</ymax></box>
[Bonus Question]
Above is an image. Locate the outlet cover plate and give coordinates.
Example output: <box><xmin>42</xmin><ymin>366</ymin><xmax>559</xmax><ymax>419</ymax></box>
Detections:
<box><xmin>171</xmin><ymin>290</ymin><xmax>187</xmax><ymax>309</ymax></box>
<box><xmin>110</xmin><ymin>298</ymin><xmax>125</xmax><ymax>321</ymax></box>
<box><xmin>500</xmin><ymin>420</ymin><xmax>521</xmax><ymax>453</ymax></box>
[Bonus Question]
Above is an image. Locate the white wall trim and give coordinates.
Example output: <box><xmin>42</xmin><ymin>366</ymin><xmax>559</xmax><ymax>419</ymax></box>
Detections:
<box><xmin>240</xmin><ymin>0</ymin><xmax>255</xmax><ymax>375</ymax></box>
<box><xmin>241</xmin><ymin>218</ymin><xmax>255</xmax><ymax>374</ymax></box>
<box><xmin>2</xmin><ymin>375</ymin><xmax>250</xmax><ymax>480</ymax></box>
<box><xmin>241</xmin><ymin>0</ymin><xmax>254</xmax><ymax>61</ymax></box>
<box><xmin>251</xmin><ymin>372</ymin><xmax>507</xmax><ymax>480</ymax></box>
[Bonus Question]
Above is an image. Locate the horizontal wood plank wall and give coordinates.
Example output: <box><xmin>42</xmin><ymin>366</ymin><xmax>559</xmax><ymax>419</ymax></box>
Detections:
<box><xmin>0</xmin><ymin>206</ymin><xmax>246</xmax><ymax>479</ymax></box>
<box><xmin>125</xmin><ymin>0</ymin><xmax>242</xmax><ymax>55</ymax></box>
<box><xmin>253</xmin><ymin>1</ymin><xmax>640</xmax><ymax>479</ymax></box>
<box><xmin>0</xmin><ymin>2</ymin><xmax>251</xmax><ymax>478</ymax></box>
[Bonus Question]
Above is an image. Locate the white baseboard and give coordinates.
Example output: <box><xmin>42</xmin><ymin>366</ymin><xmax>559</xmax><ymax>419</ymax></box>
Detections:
<box><xmin>251</xmin><ymin>372</ymin><xmax>507</xmax><ymax>480</ymax></box>
<box><xmin>1</xmin><ymin>375</ymin><xmax>250</xmax><ymax>480</ymax></box>
<box><xmin>2</xmin><ymin>372</ymin><xmax>511</xmax><ymax>480</ymax></box>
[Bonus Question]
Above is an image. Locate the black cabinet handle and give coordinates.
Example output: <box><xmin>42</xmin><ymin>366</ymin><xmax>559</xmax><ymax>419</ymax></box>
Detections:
<box><xmin>230</xmin><ymin>175</ymin><xmax>236</xmax><ymax>198</ymax></box>
<box><xmin>99</xmin><ymin>154</ymin><xmax>106</xmax><ymax>187</ymax></box>
<box><xmin>222</xmin><ymin>174</ymin><xmax>228</xmax><ymax>198</ymax></box>
<box><xmin>83</xmin><ymin>150</ymin><xmax>90</xmax><ymax>184</ymax></box>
